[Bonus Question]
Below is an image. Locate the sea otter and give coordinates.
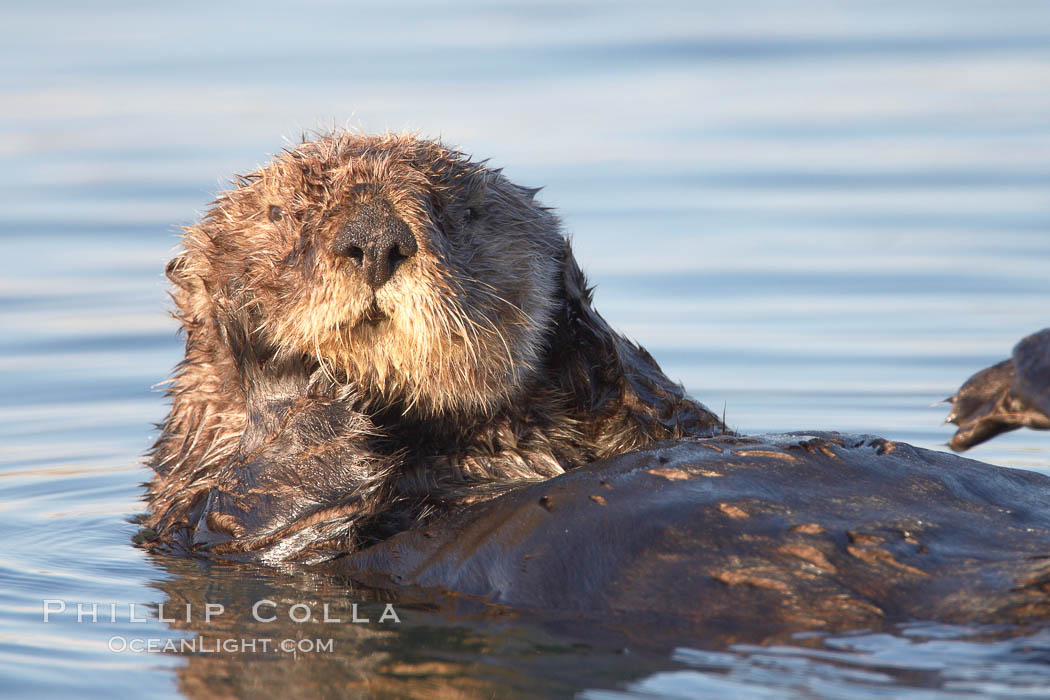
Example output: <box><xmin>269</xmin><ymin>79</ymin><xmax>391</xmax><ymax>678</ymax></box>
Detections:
<box><xmin>144</xmin><ymin>131</ymin><xmax>1050</xmax><ymax>633</ymax></box>
<box><xmin>144</xmin><ymin>131</ymin><xmax>723</xmax><ymax>564</ymax></box>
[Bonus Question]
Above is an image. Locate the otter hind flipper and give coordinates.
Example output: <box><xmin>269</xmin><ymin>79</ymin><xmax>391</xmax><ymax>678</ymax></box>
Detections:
<box><xmin>946</xmin><ymin>359</ymin><xmax>1016</xmax><ymax>451</ymax></box>
<box><xmin>946</xmin><ymin>329</ymin><xmax>1050</xmax><ymax>451</ymax></box>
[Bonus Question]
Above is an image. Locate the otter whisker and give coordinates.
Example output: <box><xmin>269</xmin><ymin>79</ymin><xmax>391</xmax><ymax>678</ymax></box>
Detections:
<box><xmin>438</xmin><ymin>292</ymin><xmax>481</xmax><ymax>368</ymax></box>
<box><xmin>481</xmin><ymin>316</ymin><xmax>516</xmax><ymax>385</ymax></box>
<box><xmin>314</xmin><ymin>337</ymin><xmax>338</xmax><ymax>386</ymax></box>
<box><xmin>461</xmin><ymin>276</ymin><xmax>538</xmax><ymax>328</ymax></box>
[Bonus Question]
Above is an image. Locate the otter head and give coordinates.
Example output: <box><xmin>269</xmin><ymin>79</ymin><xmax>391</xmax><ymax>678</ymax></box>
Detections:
<box><xmin>168</xmin><ymin>133</ymin><xmax>563</xmax><ymax>418</ymax></box>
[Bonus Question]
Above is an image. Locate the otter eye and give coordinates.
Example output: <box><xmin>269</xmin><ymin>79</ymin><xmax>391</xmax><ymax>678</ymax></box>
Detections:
<box><xmin>465</xmin><ymin>206</ymin><xmax>480</xmax><ymax>223</ymax></box>
<box><xmin>268</xmin><ymin>205</ymin><xmax>284</xmax><ymax>222</ymax></box>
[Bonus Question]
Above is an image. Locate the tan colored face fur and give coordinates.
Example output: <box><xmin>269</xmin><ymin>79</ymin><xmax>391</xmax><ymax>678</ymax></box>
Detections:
<box><xmin>173</xmin><ymin>133</ymin><xmax>563</xmax><ymax>417</ymax></box>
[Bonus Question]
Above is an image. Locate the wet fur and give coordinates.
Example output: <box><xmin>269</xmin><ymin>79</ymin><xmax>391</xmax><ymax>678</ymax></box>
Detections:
<box><xmin>144</xmin><ymin>132</ymin><xmax>723</xmax><ymax>564</ymax></box>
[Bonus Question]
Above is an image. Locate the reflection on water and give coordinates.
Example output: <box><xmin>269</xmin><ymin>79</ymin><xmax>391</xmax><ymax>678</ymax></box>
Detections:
<box><xmin>1</xmin><ymin>0</ymin><xmax>1049</xmax><ymax>697</ymax></box>
<box><xmin>142</xmin><ymin>559</ymin><xmax>673</xmax><ymax>698</ymax></box>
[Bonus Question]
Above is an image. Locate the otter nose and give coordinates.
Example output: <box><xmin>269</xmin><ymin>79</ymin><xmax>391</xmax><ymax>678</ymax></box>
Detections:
<box><xmin>335</xmin><ymin>201</ymin><xmax>418</xmax><ymax>289</ymax></box>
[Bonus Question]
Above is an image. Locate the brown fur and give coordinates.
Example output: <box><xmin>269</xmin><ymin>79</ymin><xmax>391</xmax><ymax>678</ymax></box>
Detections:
<box><xmin>143</xmin><ymin>131</ymin><xmax>723</xmax><ymax>564</ymax></box>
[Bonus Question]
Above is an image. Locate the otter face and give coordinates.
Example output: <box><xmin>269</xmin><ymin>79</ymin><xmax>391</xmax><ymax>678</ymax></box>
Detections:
<box><xmin>173</xmin><ymin>133</ymin><xmax>563</xmax><ymax>417</ymax></box>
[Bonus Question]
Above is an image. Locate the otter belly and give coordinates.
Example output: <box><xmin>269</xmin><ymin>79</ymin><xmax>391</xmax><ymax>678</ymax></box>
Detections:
<box><xmin>330</xmin><ymin>433</ymin><xmax>1050</xmax><ymax>634</ymax></box>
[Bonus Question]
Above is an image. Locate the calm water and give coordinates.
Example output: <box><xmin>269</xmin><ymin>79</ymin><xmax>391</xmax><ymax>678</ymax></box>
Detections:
<box><xmin>2</xmin><ymin>1</ymin><xmax>1050</xmax><ymax>697</ymax></box>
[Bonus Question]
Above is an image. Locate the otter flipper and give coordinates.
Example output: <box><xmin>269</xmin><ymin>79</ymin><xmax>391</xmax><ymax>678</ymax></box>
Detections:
<box><xmin>947</xmin><ymin>328</ymin><xmax>1050</xmax><ymax>451</ymax></box>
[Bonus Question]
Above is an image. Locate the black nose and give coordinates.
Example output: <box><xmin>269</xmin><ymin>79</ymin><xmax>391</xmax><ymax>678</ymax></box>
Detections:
<box><xmin>334</xmin><ymin>200</ymin><xmax>418</xmax><ymax>289</ymax></box>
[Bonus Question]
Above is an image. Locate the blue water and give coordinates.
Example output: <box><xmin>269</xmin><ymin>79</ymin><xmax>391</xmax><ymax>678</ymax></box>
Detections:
<box><xmin>2</xmin><ymin>1</ymin><xmax>1050</xmax><ymax>697</ymax></box>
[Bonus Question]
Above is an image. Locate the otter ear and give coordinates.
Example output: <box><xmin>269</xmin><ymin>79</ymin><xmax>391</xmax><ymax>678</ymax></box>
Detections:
<box><xmin>165</xmin><ymin>254</ymin><xmax>208</xmax><ymax>296</ymax></box>
<box><xmin>165</xmin><ymin>253</ymin><xmax>213</xmax><ymax>323</ymax></box>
